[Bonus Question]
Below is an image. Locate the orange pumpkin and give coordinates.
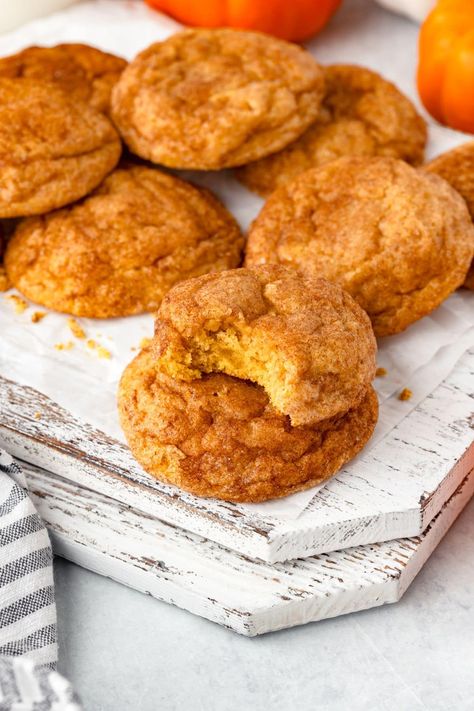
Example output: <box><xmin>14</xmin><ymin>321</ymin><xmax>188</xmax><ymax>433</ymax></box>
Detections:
<box><xmin>145</xmin><ymin>0</ymin><xmax>342</xmax><ymax>42</ymax></box>
<box><xmin>418</xmin><ymin>0</ymin><xmax>474</xmax><ymax>133</ymax></box>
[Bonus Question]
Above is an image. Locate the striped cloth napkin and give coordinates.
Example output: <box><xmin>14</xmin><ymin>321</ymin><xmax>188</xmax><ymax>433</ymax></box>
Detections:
<box><xmin>0</xmin><ymin>448</ymin><xmax>81</xmax><ymax>710</ymax></box>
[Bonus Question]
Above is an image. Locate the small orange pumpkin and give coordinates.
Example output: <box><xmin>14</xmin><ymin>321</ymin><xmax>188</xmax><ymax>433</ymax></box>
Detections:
<box><xmin>145</xmin><ymin>0</ymin><xmax>342</xmax><ymax>42</ymax></box>
<box><xmin>418</xmin><ymin>0</ymin><xmax>474</xmax><ymax>133</ymax></box>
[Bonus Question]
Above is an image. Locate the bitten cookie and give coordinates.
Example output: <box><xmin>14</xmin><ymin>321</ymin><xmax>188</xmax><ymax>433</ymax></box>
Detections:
<box><xmin>0</xmin><ymin>78</ymin><xmax>121</xmax><ymax>218</ymax></box>
<box><xmin>153</xmin><ymin>266</ymin><xmax>376</xmax><ymax>427</ymax></box>
<box><xmin>118</xmin><ymin>347</ymin><xmax>378</xmax><ymax>503</ymax></box>
<box><xmin>0</xmin><ymin>44</ymin><xmax>126</xmax><ymax>114</ymax></box>
<box><xmin>425</xmin><ymin>142</ymin><xmax>474</xmax><ymax>290</ymax></box>
<box><xmin>5</xmin><ymin>163</ymin><xmax>243</xmax><ymax>318</ymax></box>
<box><xmin>111</xmin><ymin>28</ymin><xmax>325</xmax><ymax>169</ymax></box>
<box><xmin>245</xmin><ymin>157</ymin><xmax>474</xmax><ymax>337</ymax></box>
<box><xmin>237</xmin><ymin>64</ymin><xmax>427</xmax><ymax>196</ymax></box>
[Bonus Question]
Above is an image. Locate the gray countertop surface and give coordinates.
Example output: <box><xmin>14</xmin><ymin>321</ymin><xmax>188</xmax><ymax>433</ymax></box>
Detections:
<box><xmin>55</xmin><ymin>495</ymin><xmax>474</xmax><ymax>711</ymax></box>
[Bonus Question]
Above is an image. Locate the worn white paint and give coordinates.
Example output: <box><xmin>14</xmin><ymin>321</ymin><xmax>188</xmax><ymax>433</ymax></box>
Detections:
<box><xmin>23</xmin><ymin>461</ymin><xmax>474</xmax><ymax>636</ymax></box>
<box><xmin>1</xmin><ymin>349</ymin><xmax>473</xmax><ymax>563</ymax></box>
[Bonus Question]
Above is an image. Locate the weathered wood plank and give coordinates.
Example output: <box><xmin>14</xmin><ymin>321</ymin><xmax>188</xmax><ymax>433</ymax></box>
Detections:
<box><xmin>0</xmin><ymin>376</ymin><xmax>276</xmax><ymax>560</ymax></box>
<box><xmin>1</xmin><ymin>349</ymin><xmax>473</xmax><ymax>563</ymax></box>
<box><xmin>23</xmin><ymin>461</ymin><xmax>474</xmax><ymax>636</ymax></box>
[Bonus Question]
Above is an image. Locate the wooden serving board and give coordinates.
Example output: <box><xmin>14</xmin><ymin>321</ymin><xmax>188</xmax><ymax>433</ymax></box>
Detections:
<box><xmin>22</xmin><ymin>459</ymin><xmax>474</xmax><ymax>636</ymax></box>
<box><xmin>1</xmin><ymin>348</ymin><xmax>473</xmax><ymax>564</ymax></box>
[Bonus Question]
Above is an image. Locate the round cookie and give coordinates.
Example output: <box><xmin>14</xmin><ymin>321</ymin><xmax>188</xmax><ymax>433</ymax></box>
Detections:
<box><xmin>5</xmin><ymin>163</ymin><xmax>243</xmax><ymax>318</ymax></box>
<box><xmin>111</xmin><ymin>28</ymin><xmax>325</xmax><ymax>170</ymax></box>
<box><xmin>0</xmin><ymin>44</ymin><xmax>126</xmax><ymax>114</ymax></box>
<box><xmin>153</xmin><ymin>266</ymin><xmax>376</xmax><ymax>427</ymax></box>
<box><xmin>425</xmin><ymin>142</ymin><xmax>474</xmax><ymax>290</ymax></box>
<box><xmin>118</xmin><ymin>347</ymin><xmax>378</xmax><ymax>503</ymax></box>
<box><xmin>0</xmin><ymin>78</ymin><xmax>121</xmax><ymax>218</ymax></box>
<box><xmin>245</xmin><ymin>157</ymin><xmax>474</xmax><ymax>337</ymax></box>
<box><xmin>237</xmin><ymin>64</ymin><xmax>427</xmax><ymax>196</ymax></box>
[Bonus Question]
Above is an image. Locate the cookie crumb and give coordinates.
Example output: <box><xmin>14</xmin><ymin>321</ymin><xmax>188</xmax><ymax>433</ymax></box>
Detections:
<box><xmin>0</xmin><ymin>267</ymin><xmax>10</xmax><ymax>292</ymax></box>
<box><xmin>31</xmin><ymin>311</ymin><xmax>46</xmax><ymax>323</ymax></box>
<box><xmin>97</xmin><ymin>346</ymin><xmax>111</xmax><ymax>359</ymax></box>
<box><xmin>34</xmin><ymin>412</ymin><xmax>42</xmax><ymax>420</ymax></box>
<box><xmin>6</xmin><ymin>294</ymin><xmax>28</xmax><ymax>314</ymax></box>
<box><xmin>67</xmin><ymin>317</ymin><xmax>86</xmax><ymax>339</ymax></box>
<box><xmin>398</xmin><ymin>387</ymin><xmax>412</xmax><ymax>401</ymax></box>
<box><xmin>54</xmin><ymin>341</ymin><xmax>74</xmax><ymax>351</ymax></box>
<box><xmin>140</xmin><ymin>337</ymin><xmax>152</xmax><ymax>349</ymax></box>
<box><xmin>376</xmin><ymin>367</ymin><xmax>387</xmax><ymax>377</ymax></box>
<box><xmin>87</xmin><ymin>339</ymin><xmax>111</xmax><ymax>359</ymax></box>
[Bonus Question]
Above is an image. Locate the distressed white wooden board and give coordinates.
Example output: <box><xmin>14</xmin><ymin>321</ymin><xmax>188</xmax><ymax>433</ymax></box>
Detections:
<box><xmin>23</xmin><ymin>461</ymin><xmax>474</xmax><ymax>636</ymax></box>
<box><xmin>1</xmin><ymin>349</ymin><xmax>473</xmax><ymax>563</ymax></box>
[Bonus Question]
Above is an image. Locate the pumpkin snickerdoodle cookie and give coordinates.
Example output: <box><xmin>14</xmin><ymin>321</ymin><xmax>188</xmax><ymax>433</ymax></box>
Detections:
<box><xmin>153</xmin><ymin>266</ymin><xmax>376</xmax><ymax>427</ymax></box>
<box><xmin>0</xmin><ymin>44</ymin><xmax>126</xmax><ymax>114</ymax></box>
<box><xmin>425</xmin><ymin>141</ymin><xmax>474</xmax><ymax>290</ymax></box>
<box><xmin>237</xmin><ymin>64</ymin><xmax>427</xmax><ymax>196</ymax></box>
<box><xmin>0</xmin><ymin>78</ymin><xmax>121</xmax><ymax>218</ymax></box>
<box><xmin>118</xmin><ymin>347</ymin><xmax>378</xmax><ymax>503</ymax></box>
<box><xmin>245</xmin><ymin>157</ymin><xmax>474</xmax><ymax>337</ymax></box>
<box><xmin>5</xmin><ymin>163</ymin><xmax>243</xmax><ymax>318</ymax></box>
<box><xmin>111</xmin><ymin>28</ymin><xmax>325</xmax><ymax>169</ymax></box>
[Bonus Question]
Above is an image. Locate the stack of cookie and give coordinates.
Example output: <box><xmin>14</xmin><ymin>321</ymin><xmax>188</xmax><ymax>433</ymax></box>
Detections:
<box><xmin>119</xmin><ymin>266</ymin><xmax>379</xmax><ymax>502</ymax></box>
<box><xmin>2</xmin><ymin>29</ymin><xmax>474</xmax><ymax>502</ymax></box>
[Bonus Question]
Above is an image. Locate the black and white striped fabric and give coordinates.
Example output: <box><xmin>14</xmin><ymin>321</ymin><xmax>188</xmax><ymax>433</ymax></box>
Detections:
<box><xmin>0</xmin><ymin>449</ymin><xmax>81</xmax><ymax>710</ymax></box>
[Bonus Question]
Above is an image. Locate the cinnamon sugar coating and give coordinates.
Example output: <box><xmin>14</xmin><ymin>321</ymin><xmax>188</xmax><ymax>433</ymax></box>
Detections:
<box><xmin>425</xmin><ymin>142</ymin><xmax>474</xmax><ymax>290</ymax></box>
<box><xmin>111</xmin><ymin>28</ymin><xmax>325</xmax><ymax>169</ymax></box>
<box><xmin>5</xmin><ymin>164</ymin><xmax>243</xmax><ymax>317</ymax></box>
<box><xmin>237</xmin><ymin>64</ymin><xmax>427</xmax><ymax>196</ymax></box>
<box><xmin>0</xmin><ymin>78</ymin><xmax>121</xmax><ymax>218</ymax></box>
<box><xmin>0</xmin><ymin>43</ymin><xmax>126</xmax><ymax>113</ymax></box>
<box><xmin>153</xmin><ymin>266</ymin><xmax>376</xmax><ymax>427</ymax></box>
<box><xmin>245</xmin><ymin>157</ymin><xmax>474</xmax><ymax>336</ymax></box>
<box><xmin>118</xmin><ymin>347</ymin><xmax>378</xmax><ymax>503</ymax></box>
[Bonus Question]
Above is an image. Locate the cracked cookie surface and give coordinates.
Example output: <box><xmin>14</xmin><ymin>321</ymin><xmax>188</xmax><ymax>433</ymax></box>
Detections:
<box><xmin>237</xmin><ymin>64</ymin><xmax>427</xmax><ymax>196</ymax></box>
<box><xmin>245</xmin><ymin>157</ymin><xmax>474</xmax><ymax>337</ymax></box>
<box><xmin>153</xmin><ymin>266</ymin><xmax>376</xmax><ymax>427</ymax></box>
<box><xmin>5</xmin><ymin>163</ymin><xmax>243</xmax><ymax>318</ymax></box>
<box><xmin>0</xmin><ymin>78</ymin><xmax>121</xmax><ymax>218</ymax></box>
<box><xmin>425</xmin><ymin>142</ymin><xmax>474</xmax><ymax>290</ymax></box>
<box><xmin>0</xmin><ymin>43</ymin><xmax>126</xmax><ymax>114</ymax></box>
<box><xmin>111</xmin><ymin>28</ymin><xmax>325</xmax><ymax>169</ymax></box>
<box><xmin>118</xmin><ymin>347</ymin><xmax>378</xmax><ymax>502</ymax></box>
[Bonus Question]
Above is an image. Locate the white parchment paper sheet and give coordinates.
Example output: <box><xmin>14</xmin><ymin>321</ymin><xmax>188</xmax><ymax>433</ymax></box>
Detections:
<box><xmin>1</xmin><ymin>0</ymin><xmax>473</xmax><ymax>520</ymax></box>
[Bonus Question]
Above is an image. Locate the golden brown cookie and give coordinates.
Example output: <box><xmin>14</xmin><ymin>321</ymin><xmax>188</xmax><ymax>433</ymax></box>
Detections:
<box><xmin>0</xmin><ymin>44</ymin><xmax>126</xmax><ymax>114</ymax></box>
<box><xmin>118</xmin><ymin>347</ymin><xmax>378</xmax><ymax>503</ymax></box>
<box><xmin>0</xmin><ymin>78</ymin><xmax>121</xmax><ymax>218</ymax></box>
<box><xmin>111</xmin><ymin>28</ymin><xmax>325</xmax><ymax>170</ymax></box>
<box><xmin>245</xmin><ymin>157</ymin><xmax>474</xmax><ymax>337</ymax></box>
<box><xmin>0</xmin><ymin>225</ymin><xmax>7</xmax><ymax>291</ymax></box>
<box><xmin>153</xmin><ymin>266</ymin><xmax>376</xmax><ymax>427</ymax></box>
<box><xmin>425</xmin><ymin>142</ymin><xmax>474</xmax><ymax>290</ymax></box>
<box><xmin>237</xmin><ymin>64</ymin><xmax>427</xmax><ymax>196</ymax></box>
<box><xmin>5</xmin><ymin>163</ymin><xmax>243</xmax><ymax>318</ymax></box>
